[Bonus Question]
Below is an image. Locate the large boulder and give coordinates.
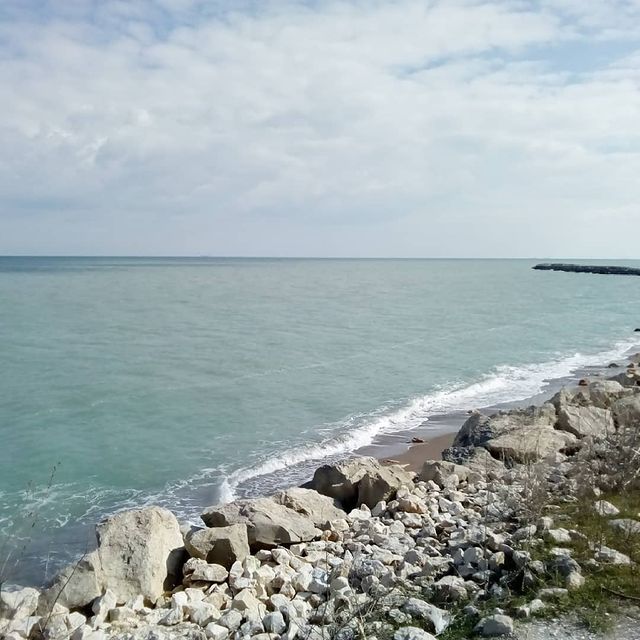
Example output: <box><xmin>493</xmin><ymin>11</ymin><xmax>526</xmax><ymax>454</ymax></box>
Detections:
<box><xmin>418</xmin><ymin>460</ymin><xmax>479</xmax><ymax>487</ymax></box>
<box><xmin>0</xmin><ymin>586</ymin><xmax>40</xmax><ymax>622</ymax></box>
<box><xmin>552</xmin><ymin>381</ymin><xmax>630</xmax><ymax>410</ymax></box>
<box><xmin>452</xmin><ymin>404</ymin><xmax>557</xmax><ymax>449</ymax></box>
<box><xmin>556</xmin><ymin>405</ymin><xmax>614</xmax><ymax>438</ymax></box>
<box><xmin>611</xmin><ymin>394</ymin><xmax>640</xmax><ymax>429</ymax></box>
<box><xmin>608</xmin><ymin>369</ymin><xmax>640</xmax><ymax>388</ymax></box>
<box><xmin>201</xmin><ymin>497</ymin><xmax>321</xmax><ymax>549</ymax></box>
<box><xmin>442</xmin><ymin>447</ymin><xmax>506</xmax><ymax>479</ymax></box>
<box><xmin>184</xmin><ymin>523</ymin><xmax>250</xmax><ymax>569</ymax></box>
<box><xmin>95</xmin><ymin>506</ymin><xmax>185</xmax><ymax>604</ymax></box>
<box><xmin>448</xmin><ymin>404</ymin><xmax>572</xmax><ymax>464</ymax></box>
<box><xmin>43</xmin><ymin>507</ymin><xmax>184</xmax><ymax>609</ymax></box>
<box><xmin>358</xmin><ymin>464</ymin><xmax>415</xmax><ymax>508</ymax></box>
<box><xmin>272</xmin><ymin>487</ymin><xmax>346</xmax><ymax>527</ymax></box>
<box><xmin>309</xmin><ymin>457</ymin><xmax>413</xmax><ymax>510</ymax></box>
<box><xmin>41</xmin><ymin>550</ymin><xmax>104</xmax><ymax>610</ymax></box>
<box><xmin>485</xmin><ymin>427</ymin><xmax>577</xmax><ymax>464</ymax></box>
<box><xmin>309</xmin><ymin>457</ymin><xmax>381</xmax><ymax>509</ymax></box>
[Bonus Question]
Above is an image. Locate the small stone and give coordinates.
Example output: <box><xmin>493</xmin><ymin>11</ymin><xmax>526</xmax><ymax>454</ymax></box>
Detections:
<box><xmin>477</xmin><ymin>614</ymin><xmax>513</xmax><ymax>636</ymax></box>
<box><xmin>159</xmin><ymin>606</ymin><xmax>183</xmax><ymax>626</ymax></box>
<box><xmin>593</xmin><ymin>500</ymin><xmax>620</xmax><ymax>517</ymax></box>
<box><xmin>545</xmin><ymin>528</ymin><xmax>572</xmax><ymax>544</ymax></box>
<box><xmin>595</xmin><ymin>545</ymin><xmax>632</xmax><ymax>565</ymax></box>
<box><xmin>565</xmin><ymin>572</ymin><xmax>585</xmax><ymax>590</ymax></box>
<box><xmin>219</xmin><ymin>609</ymin><xmax>243</xmax><ymax>631</ymax></box>
<box><xmin>393</xmin><ymin>627</ymin><xmax>437</xmax><ymax>640</ymax></box>
<box><xmin>263</xmin><ymin>611</ymin><xmax>287</xmax><ymax>634</ymax></box>
<box><xmin>205</xmin><ymin>622</ymin><xmax>229</xmax><ymax>640</ymax></box>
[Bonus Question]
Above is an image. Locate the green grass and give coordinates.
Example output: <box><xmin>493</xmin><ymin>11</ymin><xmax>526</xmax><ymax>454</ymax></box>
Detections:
<box><xmin>534</xmin><ymin>488</ymin><xmax>640</xmax><ymax>631</ymax></box>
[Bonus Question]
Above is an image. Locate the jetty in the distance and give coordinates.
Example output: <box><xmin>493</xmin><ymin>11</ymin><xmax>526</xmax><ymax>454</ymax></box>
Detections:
<box><xmin>533</xmin><ymin>263</ymin><xmax>640</xmax><ymax>276</ymax></box>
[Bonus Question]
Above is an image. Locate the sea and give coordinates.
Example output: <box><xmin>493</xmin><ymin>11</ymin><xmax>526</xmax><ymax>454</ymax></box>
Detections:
<box><xmin>1</xmin><ymin>257</ymin><xmax>639</xmax><ymax>585</ymax></box>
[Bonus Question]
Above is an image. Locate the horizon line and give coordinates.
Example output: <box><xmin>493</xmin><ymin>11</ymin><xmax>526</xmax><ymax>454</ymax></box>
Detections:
<box><xmin>0</xmin><ymin>255</ymin><xmax>638</xmax><ymax>261</ymax></box>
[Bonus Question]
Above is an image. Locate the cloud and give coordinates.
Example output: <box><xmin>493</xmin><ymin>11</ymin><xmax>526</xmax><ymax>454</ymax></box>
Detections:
<box><xmin>1</xmin><ymin>0</ymin><xmax>639</xmax><ymax>256</ymax></box>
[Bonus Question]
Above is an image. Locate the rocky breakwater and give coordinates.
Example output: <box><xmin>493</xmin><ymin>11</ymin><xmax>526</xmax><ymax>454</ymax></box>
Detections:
<box><xmin>533</xmin><ymin>263</ymin><xmax>640</xmax><ymax>276</ymax></box>
<box><xmin>3</xmin><ymin>359</ymin><xmax>640</xmax><ymax>640</ymax></box>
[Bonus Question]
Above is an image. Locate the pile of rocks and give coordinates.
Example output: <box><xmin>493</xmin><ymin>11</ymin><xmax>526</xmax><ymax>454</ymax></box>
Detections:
<box><xmin>2</xmin><ymin>372</ymin><xmax>639</xmax><ymax>640</ymax></box>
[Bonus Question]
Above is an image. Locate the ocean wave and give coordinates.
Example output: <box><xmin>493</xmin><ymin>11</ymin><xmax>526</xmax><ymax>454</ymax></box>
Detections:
<box><xmin>216</xmin><ymin>337</ymin><xmax>639</xmax><ymax>502</ymax></box>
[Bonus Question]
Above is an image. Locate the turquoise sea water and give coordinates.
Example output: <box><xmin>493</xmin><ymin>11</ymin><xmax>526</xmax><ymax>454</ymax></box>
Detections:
<box><xmin>1</xmin><ymin>257</ymin><xmax>640</xmax><ymax>584</ymax></box>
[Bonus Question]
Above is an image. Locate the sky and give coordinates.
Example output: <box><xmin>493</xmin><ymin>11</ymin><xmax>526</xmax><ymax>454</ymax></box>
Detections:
<box><xmin>1</xmin><ymin>0</ymin><xmax>640</xmax><ymax>258</ymax></box>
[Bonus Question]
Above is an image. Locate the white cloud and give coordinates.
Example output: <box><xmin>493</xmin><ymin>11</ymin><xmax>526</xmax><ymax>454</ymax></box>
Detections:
<box><xmin>1</xmin><ymin>0</ymin><xmax>639</xmax><ymax>256</ymax></box>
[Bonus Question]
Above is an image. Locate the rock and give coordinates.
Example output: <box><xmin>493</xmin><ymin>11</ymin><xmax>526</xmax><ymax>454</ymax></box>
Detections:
<box><xmin>184</xmin><ymin>524</ymin><xmax>250</xmax><ymax>569</ymax></box>
<box><xmin>186</xmin><ymin>561</ymin><xmax>228</xmax><ymax>584</ymax></box>
<box><xmin>609</xmin><ymin>519</ymin><xmax>640</xmax><ymax>535</ymax></box>
<box><xmin>0</xmin><ymin>586</ymin><xmax>40</xmax><ymax>620</ymax></box>
<box><xmin>309</xmin><ymin>457</ymin><xmax>380</xmax><ymax>508</ymax></box>
<box><xmin>608</xmin><ymin>370</ymin><xmax>640</xmax><ymax>388</ymax></box>
<box><xmin>201</xmin><ymin>497</ymin><xmax>321</xmax><ymax>549</ymax></box>
<box><xmin>595</xmin><ymin>545</ymin><xmax>631</xmax><ymax>565</ymax></box>
<box><xmin>393</xmin><ymin>628</ymin><xmax>436</xmax><ymax>640</ymax></box>
<box><xmin>593</xmin><ymin>500</ymin><xmax>620</xmax><ymax>517</ymax></box>
<box><xmin>218</xmin><ymin>609</ymin><xmax>243</xmax><ymax>631</ymax></box>
<box><xmin>46</xmin><ymin>508</ymin><xmax>184</xmax><ymax>609</ymax></box>
<box><xmin>95</xmin><ymin>506</ymin><xmax>184</xmax><ymax>604</ymax></box>
<box><xmin>444</xmin><ymin>447</ymin><xmax>506</xmax><ymax>479</ymax></box>
<box><xmin>92</xmin><ymin>589</ymin><xmax>117</xmax><ymax>619</ymax></box>
<box><xmin>556</xmin><ymin>406</ymin><xmax>614</xmax><ymax>438</ymax></box>
<box><xmin>411</xmin><ymin>437</ymin><xmax>425</xmax><ymax>443</ymax></box>
<box><xmin>476</xmin><ymin>614</ymin><xmax>513</xmax><ymax>636</ymax></box>
<box><xmin>552</xmin><ymin>381</ymin><xmax>629</xmax><ymax>410</ymax></box>
<box><xmin>433</xmin><ymin>575</ymin><xmax>467</xmax><ymax>602</ymax></box>
<box><xmin>273</xmin><ymin>487</ymin><xmax>346</xmax><ymax>528</ymax></box>
<box><xmin>186</xmin><ymin>602</ymin><xmax>221</xmax><ymax>627</ymax></box>
<box><xmin>401</xmin><ymin>598</ymin><xmax>451</xmax><ymax>634</ymax></box>
<box><xmin>453</xmin><ymin>404</ymin><xmax>556</xmax><ymax>448</ymax></box>
<box><xmin>160</xmin><ymin>607</ymin><xmax>184</xmax><ymax>626</ymax></box>
<box><xmin>263</xmin><ymin>611</ymin><xmax>287</xmax><ymax>635</ymax></box>
<box><xmin>565</xmin><ymin>572</ymin><xmax>585</xmax><ymax>590</ymax></box>
<box><xmin>545</xmin><ymin>528</ymin><xmax>572</xmax><ymax>544</ymax></box>
<box><xmin>231</xmin><ymin>589</ymin><xmax>266</xmax><ymax>619</ymax></box>
<box><xmin>204</xmin><ymin>623</ymin><xmax>229</xmax><ymax>640</ymax></box>
<box><xmin>612</xmin><ymin>395</ymin><xmax>640</xmax><ymax>429</ymax></box>
<box><xmin>309</xmin><ymin>457</ymin><xmax>412</xmax><ymax>510</ymax></box>
<box><xmin>418</xmin><ymin>460</ymin><xmax>477</xmax><ymax>487</ymax></box>
<box><xmin>578</xmin><ymin>379</ymin><xmax>588</xmax><ymax>386</ymax></box>
<box><xmin>42</xmin><ymin>551</ymin><xmax>103</xmax><ymax>610</ymax></box>
<box><xmin>449</xmin><ymin>403</ymin><xmax>580</xmax><ymax>464</ymax></box>
<box><xmin>529</xmin><ymin>599</ymin><xmax>546</xmax><ymax>614</ymax></box>
<box><xmin>486</xmin><ymin>426</ymin><xmax>577</xmax><ymax>464</ymax></box>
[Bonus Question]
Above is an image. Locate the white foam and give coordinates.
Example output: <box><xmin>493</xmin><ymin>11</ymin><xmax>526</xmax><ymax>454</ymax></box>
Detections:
<box><xmin>217</xmin><ymin>337</ymin><xmax>639</xmax><ymax>502</ymax></box>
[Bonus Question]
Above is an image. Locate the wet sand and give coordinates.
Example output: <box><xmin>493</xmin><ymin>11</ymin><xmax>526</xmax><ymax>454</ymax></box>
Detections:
<box><xmin>380</xmin><ymin>431</ymin><xmax>456</xmax><ymax>472</ymax></box>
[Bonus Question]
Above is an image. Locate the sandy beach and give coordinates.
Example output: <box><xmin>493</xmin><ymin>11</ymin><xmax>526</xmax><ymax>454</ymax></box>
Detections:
<box><xmin>381</xmin><ymin>431</ymin><xmax>456</xmax><ymax>472</ymax></box>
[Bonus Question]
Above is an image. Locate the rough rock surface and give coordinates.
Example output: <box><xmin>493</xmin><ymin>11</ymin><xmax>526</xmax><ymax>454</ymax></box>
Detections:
<box><xmin>95</xmin><ymin>506</ymin><xmax>185</xmax><ymax>604</ymax></box>
<box><xmin>184</xmin><ymin>524</ymin><xmax>250</xmax><ymax>568</ymax></box>
<box><xmin>43</xmin><ymin>507</ymin><xmax>184</xmax><ymax>609</ymax></box>
<box><xmin>310</xmin><ymin>457</ymin><xmax>413</xmax><ymax>509</ymax></box>
<box><xmin>272</xmin><ymin>487</ymin><xmax>346</xmax><ymax>527</ymax></box>
<box><xmin>201</xmin><ymin>497</ymin><xmax>321</xmax><ymax>548</ymax></box>
<box><xmin>556</xmin><ymin>405</ymin><xmax>614</xmax><ymax>438</ymax></box>
<box><xmin>486</xmin><ymin>427</ymin><xmax>577</xmax><ymax>463</ymax></box>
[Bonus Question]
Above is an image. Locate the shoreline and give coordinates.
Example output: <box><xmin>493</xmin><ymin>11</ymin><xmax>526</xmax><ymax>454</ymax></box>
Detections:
<box><xmin>4</xmin><ymin>348</ymin><xmax>639</xmax><ymax>639</ymax></box>
<box><xmin>3</xmin><ymin>338</ymin><xmax>640</xmax><ymax>589</ymax></box>
<box><xmin>380</xmin><ymin>432</ymin><xmax>457</xmax><ymax>473</ymax></box>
